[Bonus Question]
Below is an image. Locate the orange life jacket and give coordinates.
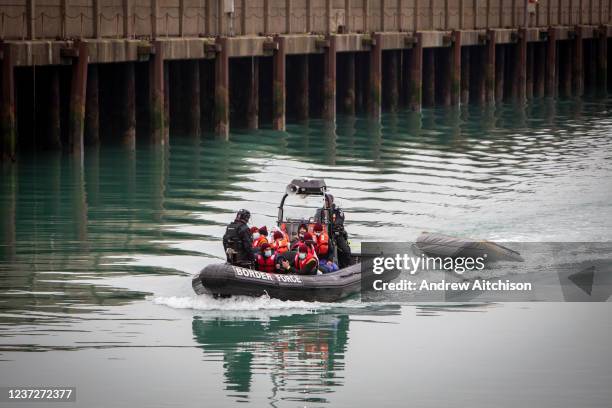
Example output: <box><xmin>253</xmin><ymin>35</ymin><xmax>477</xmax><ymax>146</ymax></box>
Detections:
<box><xmin>314</xmin><ymin>232</ymin><xmax>329</xmax><ymax>257</ymax></box>
<box><xmin>271</xmin><ymin>237</ymin><xmax>289</xmax><ymax>254</ymax></box>
<box><xmin>252</xmin><ymin>235</ymin><xmax>268</xmax><ymax>248</ymax></box>
<box><xmin>256</xmin><ymin>254</ymin><xmax>276</xmax><ymax>273</ymax></box>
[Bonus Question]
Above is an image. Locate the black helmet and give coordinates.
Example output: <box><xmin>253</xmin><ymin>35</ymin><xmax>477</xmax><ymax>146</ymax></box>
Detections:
<box><xmin>236</xmin><ymin>209</ymin><xmax>251</xmax><ymax>222</ymax></box>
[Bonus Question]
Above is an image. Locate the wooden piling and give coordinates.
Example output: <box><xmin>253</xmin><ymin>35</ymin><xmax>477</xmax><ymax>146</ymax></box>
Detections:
<box><xmin>495</xmin><ymin>44</ymin><xmax>505</xmax><ymax>102</ymax></box>
<box><xmin>343</xmin><ymin>52</ymin><xmax>356</xmax><ymax>115</ymax></box>
<box><xmin>572</xmin><ymin>26</ymin><xmax>584</xmax><ymax>96</ymax></box>
<box><xmin>526</xmin><ymin>43</ymin><xmax>534</xmax><ymax>99</ymax></box>
<box><xmin>534</xmin><ymin>42</ymin><xmax>546</xmax><ymax>97</ymax></box>
<box><xmin>545</xmin><ymin>27</ymin><xmax>557</xmax><ymax>97</ymax></box>
<box><xmin>485</xmin><ymin>29</ymin><xmax>496</xmax><ymax>104</ymax></box>
<box><xmin>369</xmin><ymin>33</ymin><xmax>383</xmax><ymax>118</ymax></box>
<box><xmin>1</xmin><ymin>43</ymin><xmax>16</xmax><ymax>161</ymax></box>
<box><xmin>597</xmin><ymin>25</ymin><xmax>608</xmax><ymax>92</ymax></box>
<box><xmin>49</xmin><ymin>68</ymin><xmax>62</xmax><ymax>149</ymax></box>
<box><xmin>121</xmin><ymin>62</ymin><xmax>136</xmax><ymax>149</ymax></box>
<box><xmin>471</xmin><ymin>47</ymin><xmax>485</xmax><ymax>105</ymax></box>
<box><xmin>247</xmin><ymin>57</ymin><xmax>259</xmax><ymax>129</ymax></box>
<box><xmin>150</xmin><ymin>40</ymin><xmax>166</xmax><ymax>143</ymax></box>
<box><xmin>512</xmin><ymin>28</ymin><xmax>527</xmax><ymax>103</ymax></box>
<box><xmin>559</xmin><ymin>43</ymin><xmax>573</xmax><ymax>97</ymax></box>
<box><xmin>423</xmin><ymin>49</ymin><xmax>435</xmax><ymax>107</ymax></box>
<box><xmin>273</xmin><ymin>36</ymin><xmax>287</xmax><ymax>130</ymax></box>
<box><xmin>387</xmin><ymin>51</ymin><xmax>400</xmax><ymax>112</ymax></box>
<box><xmin>85</xmin><ymin>64</ymin><xmax>99</xmax><ymax>146</ymax></box>
<box><xmin>460</xmin><ymin>46</ymin><xmax>470</xmax><ymax>104</ymax></box>
<box><xmin>323</xmin><ymin>35</ymin><xmax>337</xmax><ymax>121</ymax></box>
<box><xmin>451</xmin><ymin>31</ymin><xmax>461</xmax><ymax>106</ymax></box>
<box><xmin>296</xmin><ymin>54</ymin><xmax>309</xmax><ymax>121</ymax></box>
<box><xmin>215</xmin><ymin>36</ymin><xmax>230</xmax><ymax>138</ymax></box>
<box><xmin>185</xmin><ymin>60</ymin><xmax>201</xmax><ymax>135</ymax></box>
<box><xmin>407</xmin><ymin>33</ymin><xmax>423</xmax><ymax>111</ymax></box>
<box><xmin>68</xmin><ymin>41</ymin><xmax>89</xmax><ymax>157</ymax></box>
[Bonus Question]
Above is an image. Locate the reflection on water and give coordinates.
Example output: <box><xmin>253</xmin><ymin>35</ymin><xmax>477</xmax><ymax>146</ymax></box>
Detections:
<box><xmin>0</xmin><ymin>98</ymin><xmax>611</xmax><ymax>407</ymax></box>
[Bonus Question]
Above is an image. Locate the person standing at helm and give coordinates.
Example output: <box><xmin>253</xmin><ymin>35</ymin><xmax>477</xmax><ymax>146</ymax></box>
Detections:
<box><xmin>222</xmin><ymin>209</ymin><xmax>255</xmax><ymax>266</ymax></box>
<box><xmin>324</xmin><ymin>194</ymin><xmax>352</xmax><ymax>268</ymax></box>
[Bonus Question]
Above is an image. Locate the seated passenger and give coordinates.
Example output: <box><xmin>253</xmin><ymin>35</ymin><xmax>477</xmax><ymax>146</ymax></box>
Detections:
<box><xmin>255</xmin><ymin>243</ymin><xmax>276</xmax><ymax>273</ymax></box>
<box><xmin>290</xmin><ymin>224</ymin><xmax>309</xmax><ymax>250</ymax></box>
<box><xmin>318</xmin><ymin>259</ymin><xmax>339</xmax><ymax>273</ymax></box>
<box><xmin>274</xmin><ymin>255</ymin><xmax>289</xmax><ymax>274</ymax></box>
<box><xmin>292</xmin><ymin>244</ymin><xmax>318</xmax><ymax>275</ymax></box>
<box><xmin>252</xmin><ymin>226</ymin><xmax>268</xmax><ymax>249</ymax></box>
<box><xmin>312</xmin><ymin>223</ymin><xmax>330</xmax><ymax>260</ymax></box>
<box><xmin>271</xmin><ymin>231</ymin><xmax>289</xmax><ymax>254</ymax></box>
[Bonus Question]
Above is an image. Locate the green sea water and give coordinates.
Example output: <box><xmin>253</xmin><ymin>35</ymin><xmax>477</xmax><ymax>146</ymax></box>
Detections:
<box><xmin>1</xmin><ymin>98</ymin><xmax>611</xmax><ymax>407</ymax></box>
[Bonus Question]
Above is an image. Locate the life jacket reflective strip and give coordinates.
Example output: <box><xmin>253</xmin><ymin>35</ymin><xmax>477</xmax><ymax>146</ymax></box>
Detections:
<box><xmin>272</xmin><ymin>238</ymin><xmax>289</xmax><ymax>254</ymax></box>
<box><xmin>314</xmin><ymin>232</ymin><xmax>329</xmax><ymax>256</ymax></box>
<box><xmin>256</xmin><ymin>254</ymin><xmax>276</xmax><ymax>273</ymax></box>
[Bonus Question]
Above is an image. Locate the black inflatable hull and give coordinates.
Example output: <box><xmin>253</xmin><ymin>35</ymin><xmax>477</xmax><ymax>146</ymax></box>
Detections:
<box><xmin>192</xmin><ymin>261</ymin><xmax>393</xmax><ymax>302</ymax></box>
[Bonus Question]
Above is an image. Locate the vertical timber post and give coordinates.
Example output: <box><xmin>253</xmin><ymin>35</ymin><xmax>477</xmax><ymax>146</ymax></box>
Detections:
<box><xmin>545</xmin><ymin>27</ymin><xmax>557</xmax><ymax>97</ymax></box>
<box><xmin>423</xmin><ymin>49</ymin><xmax>435</xmax><ymax>107</ymax></box>
<box><xmin>461</xmin><ymin>46</ymin><xmax>470</xmax><ymax>104</ymax></box>
<box><xmin>485</xmin><ymin>29</ymin><xmax>496</xmax><ymax>104</ymax></box>
<box><xmin>121</xmin><ymin>62</ymin><xmax>136</xmax><ymax>149</ymax></box>
<box><xmin>150</xmin><ymin>40</ymin><xmax>166</xmax><ymax>143</ymax></box>
<box><xmin>247</xmin><ymin>57</ymin><xmax>259</xmax><ymax>129</ymax></box>
<box><xmin>185</xmin><ymin>60</ymin><xmax>201</xmax><ymax>135</ymax></box>
<box><xmin>572</xmin><ymin>25</ymin><xmax>584</xmax><ymax>96</ymax></box>
<box><xmin>451</xmin><ymin>30</ymin><xmax>461</xmax><ymax>106</ymax></box>
<box><xmin>273</xmin><ymin>36</ymin><xmax>287</xmax><ymax>130</ymax></box>
<box><xmin>344</xmin><ymin>53</ymin><xmax>356</xmax><ymax>114</ymax></box>
<box><xmin>215</xmin><ymin>37</ymin><xmax>230</xmax><ymax>138</ymax></box>
<box><xmin>408</xmin><ymin>32</ymin><xmax>423</xmax><ymax>111</ymax></box>
<box><xmin>296</xmin><ymin>55</ymin><xmax>309</xmax><ymax>121</ymax></box>
<box><xmin>526</xmin><ymin>43</ymin><xmax>534</xmax><ymax>99</ymax></box>
<box><xmin>68</xmin><ymin>41</ymin><xmax>89</xmax><ymax>158</ymax></box>
<box><xmin>85</xmin><ymin>64</ymin><xmax>99</xmax><ymax>145</ymax></box>
<box><xmin>93</xmin><ymin>0</ymin><xmax>101</xmax><ymax>38</ymax></box>
<box><xmin>49</xmin><ymin>68</ymin><xmax>62</xmax><ymax>149</ymax></box>
<box><xmin>534</xmin><ymin>43</ymin><xmax>545</xmax><ymax>97</ymax></box>
<box><xmin>495</xmin><ymin>44</ymin><xmax>505</xmax><ymax>102</ymax></box>
<box><xmin>514</xmin><ymin>27</ymin><xmax>527</xmax><ymax>102</ymax></box>
<box><xmin>597</xmin><ymin>25</ymin><xmax>608</xmax><ymax>92</ymax></box>
<box><xmin>1</xmin><ymin>43</ymin><xmax>16</xmax><ymax>161</ymax></box>
<box><xmin>388</xmin><ymin>51</ymin><xmax>400</xmax><ymax>111</ymax></box>
<box><xmin>323</xmin><ymin>35</ymin><xmax>337</xmax><ymax>121</ymax></box>
<box><xmin>27</xmin><ymin>0</ymin><xmax>35</xmax><ymax>40</ymax></box>
<box><xmin>369</xmin><ymin>33</ymin><xmax>383</xmax><ymax>118</ymax></box>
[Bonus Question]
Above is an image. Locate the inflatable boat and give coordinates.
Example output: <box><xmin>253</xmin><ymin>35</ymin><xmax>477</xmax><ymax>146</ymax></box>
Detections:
<box><xmin>192</xmin><ymin>178</ymin><xmax>399</xmax><ymax>302</ymax></box>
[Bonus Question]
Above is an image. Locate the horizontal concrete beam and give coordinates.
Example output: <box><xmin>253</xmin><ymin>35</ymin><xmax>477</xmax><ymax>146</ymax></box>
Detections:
<box><xmin>2</xmin><ymin>26</ymin><xmax>609</xmax><ymax>67</ymax></box>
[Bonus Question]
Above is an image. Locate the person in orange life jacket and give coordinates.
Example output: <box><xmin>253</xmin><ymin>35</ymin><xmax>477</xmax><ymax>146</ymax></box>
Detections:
<box><xmin>255</xmin><ymin>243</ymin><xmax>276</xmax><ymax>273</ymax></box>
<box><xmin>252</xmin><ymin>226</ymin><xmax>268</xmax><ymax>249</ymax></box>
<box><xmin>278</xmin><ymin>243</ymin><xmax>318</xmax><ymax>275</ymax></box>
<box><xmin>312</xmin><ymin>223</ymin><xmax>338</xmax><ymax>273</ymax></box>
<box><xmin>271</xmin><ymin>230</ymin><xmax>289</xmax><ymax>254</ymax></box>
<box><xmin>312</xmin><ymin>223</ymin><xmax>330</xmax><ymax>258</ymax></box>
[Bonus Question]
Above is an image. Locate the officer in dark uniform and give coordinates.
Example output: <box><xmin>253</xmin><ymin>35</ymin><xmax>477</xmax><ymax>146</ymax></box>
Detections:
<box><xmin>222</xmin><ymin>209</ymin><xmax>255</xmax><ymax>267</ymax></box>
<box><xmin>325</xmin><ymin>194</ymin><xmax>352</xmax><ymax>268</ymax></box>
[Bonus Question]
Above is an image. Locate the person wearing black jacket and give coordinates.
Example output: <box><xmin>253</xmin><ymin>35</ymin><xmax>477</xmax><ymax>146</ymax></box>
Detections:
<box><xmin>325</xmin><ymin>194</ymin><xmax>352</xmax><ymax>268</ymax></box>
<box><xmin>222</xmin><ymin>209</ymin><xmax>255</xmax><ymax>266</ymax></box>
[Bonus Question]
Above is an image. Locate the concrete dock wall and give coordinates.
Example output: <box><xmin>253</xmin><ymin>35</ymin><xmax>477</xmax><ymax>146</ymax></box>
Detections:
<box><xmin>0</xmin><ymin>0</ymin><xmax>610</xmax><ymax>40</ymax></box>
